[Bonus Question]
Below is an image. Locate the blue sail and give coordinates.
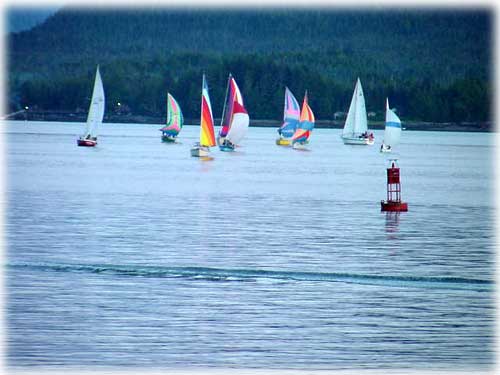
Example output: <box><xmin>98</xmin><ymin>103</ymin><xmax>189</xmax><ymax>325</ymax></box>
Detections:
<box><xmin>278</xmin><ymin>87</ymin><xmax>300</xmax><ymax>139</ymax></box>
<box><xmin>280</xmin><ymin>119</ymin><xmax>300</xmax><ymax>138</ymax></box>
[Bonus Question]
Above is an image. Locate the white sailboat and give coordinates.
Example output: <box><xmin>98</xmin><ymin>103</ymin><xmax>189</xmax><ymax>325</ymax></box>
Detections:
<box><xmin>341</xmin><ymin>78</ymin><xmax>374</xmax><ymax>145</ymax></box>
<box><xmin>381</xmin><ymin>98</ymin><xmax>402</xmax><ymax>153</ymax></box>
<box><xmin>77</xmin><ymin>66</ymin><xmax>105</xmax><ymax>147</ymax></box>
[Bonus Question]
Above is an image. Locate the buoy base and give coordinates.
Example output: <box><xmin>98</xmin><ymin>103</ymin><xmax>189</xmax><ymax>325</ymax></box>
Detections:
<box><xmin>381</xmin><ymin>200</ymin><xmax>408</xmax><ymax>212</ymax></box>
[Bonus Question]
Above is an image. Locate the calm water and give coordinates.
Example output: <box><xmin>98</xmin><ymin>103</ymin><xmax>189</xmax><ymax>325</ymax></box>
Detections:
<box><xmin>4</xmin><ymin>121</ymin><xmax>496</xmax><ymax>371</ymax></box>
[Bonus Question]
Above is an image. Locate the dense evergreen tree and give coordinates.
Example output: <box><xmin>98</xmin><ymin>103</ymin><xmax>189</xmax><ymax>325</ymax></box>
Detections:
<box><xmin>7</xmin><ymin>7</ymin><xmax>492</xmax><ymax>123</ymax></box>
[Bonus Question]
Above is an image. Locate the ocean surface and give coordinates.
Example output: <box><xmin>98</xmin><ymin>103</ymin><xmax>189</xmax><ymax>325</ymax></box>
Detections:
<box><xmin>3</xmin><ymin>121</ymin><xmax>496</xmax><ymax>371</ymax></box>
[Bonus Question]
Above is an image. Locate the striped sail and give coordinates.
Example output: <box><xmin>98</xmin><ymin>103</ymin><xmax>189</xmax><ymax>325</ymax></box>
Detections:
<box><xmin>292</xmin><ymin>91</ymin><xmax>315</xmax><ymax>143</ymax></box>
<box><xmin>383</xmin><ymin>98</ymin><xmax>402</xmax><ymax>148</ymax></box>
<box><xmin>342</xmin><ymin>78</ymin><xmax>367</xmax><ymax>137</ymax></box>
<box><xmin>199</xmin><ymin>74</ymin><xmax>216</xmax><ymax>147</ymax></box>
<box><xmin>84</xmin><ymin>66</ymin><xmax>105</xmax><ymax>138</ymax></box>
<box><xmin>225</xmin><ymin>76</ymin><xmax>249</xmax><ymax>145</ymax></box>
<box><xmin>159</xmin><ymin>93</ymin><xmax>183</xmax><ymax>136</ymax></box>
<box><xmin>279</xmin><ymin>87</ymin><xmax>300</xmax><ymax>138</ymax></box>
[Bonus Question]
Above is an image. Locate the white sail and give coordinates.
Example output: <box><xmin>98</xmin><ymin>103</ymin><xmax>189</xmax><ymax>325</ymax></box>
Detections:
<box><xmin>226</xmin><ymin>112</ymin><xmax>249</xmax><ymax>144</ymax></box>
<box><xmin>225</xmin><ymin>77</ymin><xmax>249</xmax><ymax>145</ymax></box>
<box><xmin>383</xmin><ymin>98</ymin><xmax>401</xmax><ymax>148</ymax></box>
<box><xmin>342</xmin><ymin>78</ymin><xmax>367</xmax><ymax>137</ymax></box>
<box><xmin>85</xmin><ymin>66</ymin><xmax>105</xmax><ymax>138</ymax></box>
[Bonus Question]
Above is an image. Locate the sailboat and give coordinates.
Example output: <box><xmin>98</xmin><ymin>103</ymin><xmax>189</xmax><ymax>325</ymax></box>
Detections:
<box><xmin>77</xmin><ymin>66</ymin><xmax>105</xmax><ymax>147</ymax></box>
<box><xmin>341</xmin><ymin>78</ymin><xmax>374</xmax><ymax>145</ymax></box>
<box><xmin>159</xmin><ymin>93</ymin><xmax>183</xmax><ymax>143</ymax></box>
<box><xmin>291</xmin><ymin>91</ymin><xmax>315</xmax><ymax>150</ymax></box>
<box><xmin>217</xmin><ymin>74</ymin><xmax>249</xmax><ymax>151</ymax></box>
<box><xmin>276</xmin><ymin>87</ymin><xmax>300</xmax><ymax>146</ymax></box>
<box><xmin>191</xmin><ymin>74</ymin><xmax>216</xmax><ymax>157</ymax></box>
<box><xmin>380</xmin><ymin>98</ymin><xmax>402</xmax><ymax>153</ymax></box>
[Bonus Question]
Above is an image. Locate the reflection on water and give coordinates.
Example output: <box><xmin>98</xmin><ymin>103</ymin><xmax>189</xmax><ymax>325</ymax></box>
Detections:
<box><xmin>198</xmin><ymin>155</ymin><xmax>214</xmax><ymax>162</ymax></box>
<box><xmin>385</xmin><ymin>211</ymin><xmax>401</xmax><ymax>234</ymax></box>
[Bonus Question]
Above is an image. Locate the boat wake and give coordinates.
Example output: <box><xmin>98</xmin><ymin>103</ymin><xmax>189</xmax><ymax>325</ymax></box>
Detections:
<box><xmin>7</xmin><ymin>262</ymin><xmax>492</xmax><ymax>291</ymax></box>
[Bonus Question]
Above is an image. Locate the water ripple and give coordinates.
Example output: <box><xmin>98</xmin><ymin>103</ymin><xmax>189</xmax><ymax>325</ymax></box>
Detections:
<box><xmin>8</xmin><ymin>262</ymin><xmax>492</xmax><ymax>291</ymax></box>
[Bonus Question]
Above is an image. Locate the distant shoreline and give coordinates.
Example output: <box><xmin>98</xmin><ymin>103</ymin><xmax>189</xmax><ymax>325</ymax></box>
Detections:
<box><xmin>7</xmin><ymin>112</ymin><xmax>493</xmax><ymax>132</ymax></box>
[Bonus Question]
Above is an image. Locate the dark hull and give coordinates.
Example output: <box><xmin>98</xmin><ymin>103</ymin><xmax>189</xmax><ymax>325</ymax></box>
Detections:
<box><xmin>77</xmin><ymin>139</ymin><xmax>97</xmax><ymax>147</ymax></box>
<box><xmin>161</xmin><ymin>135</ymin><xmax>177</xmax><ymax>143</ymax></box>
<box><xmin>219</xmin><ymin>144</ymin><xmax>235</xmax><ymax>151</ymax></box>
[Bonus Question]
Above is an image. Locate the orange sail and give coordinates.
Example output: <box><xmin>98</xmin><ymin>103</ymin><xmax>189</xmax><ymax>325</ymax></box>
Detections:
<box><xmin>291</xmin><ymin>91</ymin><xmax>315</xmax><ymax>143</ymax></box>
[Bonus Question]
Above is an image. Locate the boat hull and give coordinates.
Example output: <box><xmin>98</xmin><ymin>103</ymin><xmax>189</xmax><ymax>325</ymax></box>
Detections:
<box><xmin>161</xmin><ymin>135</ymin><xmax>177</xmax><ymax>143</ymax></box>
<box><xmin>292</xmin><ymin>142</ymin><xmax>309</xmax><ymax>150</ymax></box>
<box><xmin>342</xmin><ymin>136</ymin><xmax>374</xmax><ymax>145</ymax></box>
<box><xmin>77</xmin><ymin>139</ymin><xmax>97</xmax><ymax>147</ymax></box>
<box><xmin>381</xmin><ymin>200</ymin><xmax>408</xmax><ymax>212</ymax></box>
<box><xmin>219</xmin><ymin>144</ymin><xmax>235</xmax><ymax>152</ymax></box>
<box><xmin>276</xmin><ymin>138</ymin><xmax>291</xmax><ymax>146</ymax></box>
<box><xmin>191</xmin><ymin>146</ymin><xmax>210</xmax><ymax>157</ymax></box>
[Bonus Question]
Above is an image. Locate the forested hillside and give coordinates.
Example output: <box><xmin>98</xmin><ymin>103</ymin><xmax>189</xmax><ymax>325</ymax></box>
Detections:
<box><xmin>5</xmin><ymin>7</ymin><xmax>59</xmax><ymax>33</ymax></box>
<box><xmin>7</xmin><ymin>7</ymin><xmax>492</xmax><ymax>124</ymax></box>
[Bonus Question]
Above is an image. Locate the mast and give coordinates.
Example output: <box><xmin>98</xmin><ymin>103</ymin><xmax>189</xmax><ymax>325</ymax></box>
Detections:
<box><xmin>352</xmin><ymin>78</ymin><xmax>359</xmax><ymax>137</ymax></box>
<box><xmin>220</xmin><ymin>73</ymin><xmax>232</xmax><ymax>128</ymax></box>
<box><xmin>283</xmin><ymin>87</ymin><xmax>289</xmax><ymax>122</ymax></box>
<box><xmin>166</xmin><ymin>92</ymin><xmax>172</xmax><ymax>126</ymax></box>
<box><xmin>199</xmin><ymin>74</ymin><xmax>206</xmax><ymax>143</ymax></box>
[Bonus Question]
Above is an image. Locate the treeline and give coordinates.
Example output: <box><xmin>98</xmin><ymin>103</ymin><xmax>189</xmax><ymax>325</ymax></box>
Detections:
<box><xmin>16</xmin><ymin>54</ymin><xmax>490</xmax><ymax>122</ymax></box>
<box><xmin>7</xmin><ymin>7</ymin><xmax>493</xmax><ymax>123</ymax></box>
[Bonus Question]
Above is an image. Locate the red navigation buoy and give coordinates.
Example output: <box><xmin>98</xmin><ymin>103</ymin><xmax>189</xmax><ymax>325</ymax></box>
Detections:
<box><xmin>381</xmin><ymin>159</ymin><xmax>408</xmax><ymax>212</ymax></box>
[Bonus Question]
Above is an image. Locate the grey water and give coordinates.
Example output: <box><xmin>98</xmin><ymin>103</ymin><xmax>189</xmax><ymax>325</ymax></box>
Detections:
<box><xmin>4</xmin><ymin>121</ymin><xmax>496</xmax><ymax>371</ymax></box>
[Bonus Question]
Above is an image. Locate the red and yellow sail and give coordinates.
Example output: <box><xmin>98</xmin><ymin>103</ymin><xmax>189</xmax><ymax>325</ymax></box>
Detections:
<box><xmin>199</xmin><ymin>74</ymin><xmax>216</xmax><ymax>147</ymax></box>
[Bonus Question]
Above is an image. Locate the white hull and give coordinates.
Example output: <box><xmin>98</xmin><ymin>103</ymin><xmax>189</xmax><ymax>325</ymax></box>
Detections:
<box><xmin>341</xmin><ymin>136</ymin><xmax>374</xmax><ymax>145</ymax></box>
<box><xmin>292</xmin><ymin>142</ymin><xmax>308</xmax><ymax>150</ymax></box>
<box><xmin>190</xmin><ymin>146</ymin><xmax>210</xmax><ymax>157</ymax></box>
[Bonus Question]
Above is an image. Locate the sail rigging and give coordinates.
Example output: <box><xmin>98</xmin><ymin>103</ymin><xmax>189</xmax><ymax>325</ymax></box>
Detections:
<box><xmin>84</xmin><ymin>66</ymin><xmax>105</xmax><ymax>138</ymax></box>
<box><xmin>342</xmin><ymin>78</ymin><xmax>367</xmax><ymax>137</ymax></box>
